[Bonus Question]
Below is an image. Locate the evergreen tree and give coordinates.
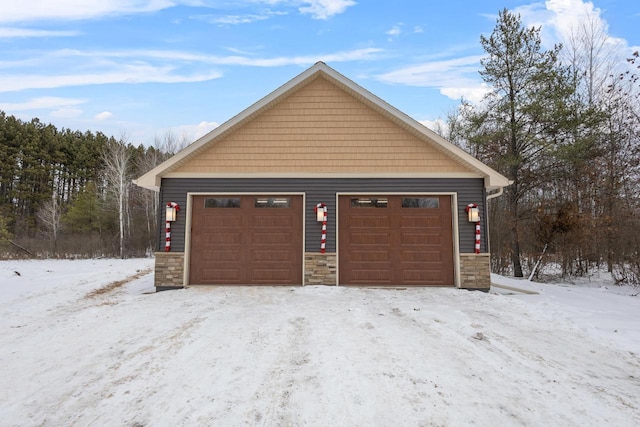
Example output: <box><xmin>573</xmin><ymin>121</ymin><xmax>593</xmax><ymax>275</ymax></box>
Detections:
<box><xmin>62</xmin><ymin>181</ymin><xmax>107</xmax><ymax>234</ymax></box>
<box><xmin>462</xmin><ymin>9</ymin><xmax>579</xmax><ymax>277</ymax></box>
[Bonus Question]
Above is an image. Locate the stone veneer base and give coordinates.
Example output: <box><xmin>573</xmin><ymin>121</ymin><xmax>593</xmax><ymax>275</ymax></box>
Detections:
<box><xmin>459</xmin><ymin>253</ymin><xmax>491</xmax><ymax>289</ymax></box>
<box><xmin>154</xmin><ymin>251</ymin><xmax>184</xmax><ymax>289</ymax></box>
<box><xmin>304</xmin><ymin>252</ymin><xmax>337</xmax><ymax>285</ymax></box>
<box><xmin>154</xmin><ymin>251</ymin><xmax>491</xmax><ymax>289</ymax></box>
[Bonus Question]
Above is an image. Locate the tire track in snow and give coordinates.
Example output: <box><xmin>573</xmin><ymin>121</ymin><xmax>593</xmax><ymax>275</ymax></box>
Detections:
<box><xmin>249</xmin><ymin>315</ymin><xmax>315</xmax><ymax>426</ymax></box>
<box><xmin>46</xmin><ymin>313</ymin><xmax>208</xmax><ymax>426</ymax></box>
<box><xmin>83</xmin><ymin>267</ymin><xmax>152</xmax><ymax>300</ymax></box>
<box><xmin>458</xmin><ymin>302</ymin><xmax>640</xmax><ymax>425</ymax></box>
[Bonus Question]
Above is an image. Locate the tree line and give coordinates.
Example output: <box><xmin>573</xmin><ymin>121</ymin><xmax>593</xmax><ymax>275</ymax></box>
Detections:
<box><xmin>447</xmin><ymin>9</ymin><xmax>640</xmax><ymax>283</ymax></box>
<box><xmin>0</xmin><ymin>112</ymin><xmax>182</xmax><ymax>258</ymax></box>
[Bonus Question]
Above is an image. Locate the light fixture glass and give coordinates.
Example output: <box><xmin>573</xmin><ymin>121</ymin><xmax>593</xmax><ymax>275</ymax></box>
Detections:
<box><xmin>166</xmin><ymin>206</ymin><xmax>177</xmax><ymax>222</ymax></box>
<box><xmin>468</xmin><ymin>206</ymin><xmax>480</xmax><ymax>222</ymax></box>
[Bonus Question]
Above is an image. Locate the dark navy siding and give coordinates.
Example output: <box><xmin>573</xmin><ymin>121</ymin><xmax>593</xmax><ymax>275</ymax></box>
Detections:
<box><xmin>159</xmin><ymin>178</ymin><xmax>487</xmax><ymax>254</ymax></box>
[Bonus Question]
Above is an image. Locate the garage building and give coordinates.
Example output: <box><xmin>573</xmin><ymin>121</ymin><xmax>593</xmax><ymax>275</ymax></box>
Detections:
<box><xmin>134</xmin><ymin>62</ymin><xmax>509</xmax><ymax>291</ymax></box>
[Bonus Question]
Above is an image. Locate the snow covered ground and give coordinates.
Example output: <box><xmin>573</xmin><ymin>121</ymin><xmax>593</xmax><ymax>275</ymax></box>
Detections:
<box><xmin>1</xmin><ymin>259</ymin><xmax>639</xmax><ymax>426</ymax></box>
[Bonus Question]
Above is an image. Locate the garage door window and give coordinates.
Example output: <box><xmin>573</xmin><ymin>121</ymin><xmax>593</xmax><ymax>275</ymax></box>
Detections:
<box><xmin>205</xmin><ymin>197</ymin><xmax>240</xmax><ymax>208</ymax></box>
<box><xmin>402</xmin><ymin>197</ymin><xmax>440</xmax><ymax>208</ymax></box>
<box><xmin>255</xmin><ymin>197</ymin><xmax>291</xmax><ymax>208</ymax></box>
<box><xmin>351</xmin><ymin>197</ymin><xmax>388</xmax><ymax>208</ymax></box>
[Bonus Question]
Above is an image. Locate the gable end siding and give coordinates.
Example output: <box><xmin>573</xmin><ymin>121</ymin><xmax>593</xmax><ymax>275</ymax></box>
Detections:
<box><xmin>171</xmin><ymin>78</ymin><xmax>469</xmax><ymax>175</ymax></box>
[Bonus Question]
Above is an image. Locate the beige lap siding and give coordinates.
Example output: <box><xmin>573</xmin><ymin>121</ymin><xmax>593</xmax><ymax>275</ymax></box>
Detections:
<box><xmin>172</xmin><ymin>78</ymin><xmax>469</xmax><ymax>175</ymax></box>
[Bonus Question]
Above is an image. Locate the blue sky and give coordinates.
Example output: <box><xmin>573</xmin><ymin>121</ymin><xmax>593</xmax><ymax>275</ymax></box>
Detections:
<box><xmin>0</xmin><ymin>0</ymin><xmax>638</xmax><ymax>146</ymax></box>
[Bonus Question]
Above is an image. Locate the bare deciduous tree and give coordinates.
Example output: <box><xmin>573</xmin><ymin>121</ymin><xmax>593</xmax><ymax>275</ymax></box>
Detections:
<box><xmin>564</xmin><ymin>13</ymin><xmax>620</xmax><ymax>106</ymax></box>
<box><xmin>136</xmin><ymin>131</ymin><xmax>181</xmax><ymax>253</ymax></box>
<box><xmin>37</xmin><ymin>194</ymin><xmax>62</xmax><ymax>253</ymax></box>
<box><xmin>102</xmin><ymin>136</ymin><xmax>132</xmax><ymax>259</ymax></box>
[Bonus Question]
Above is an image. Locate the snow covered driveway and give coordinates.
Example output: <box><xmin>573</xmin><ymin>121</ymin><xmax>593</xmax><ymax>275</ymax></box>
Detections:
<box><xmin>1</xmin><ymin>259</ymin><xmax>639</xmax><ymax>426</ymax></box>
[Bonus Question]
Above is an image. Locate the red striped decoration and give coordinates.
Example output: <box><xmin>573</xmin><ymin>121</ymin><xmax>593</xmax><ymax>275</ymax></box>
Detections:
<box><xmin>165</xmin><ymin>202</ymin><xmax>180</xmax><ymax>252</ymax></box>
<box><xmin>316</xmin><ymin>203</ymin><xmax>327</xmax><ymax>254</ymax></box>
<box><xmin>466</xmin><ymin>203</ymin><xmax>481</xmax><ymax>254</ymax></box>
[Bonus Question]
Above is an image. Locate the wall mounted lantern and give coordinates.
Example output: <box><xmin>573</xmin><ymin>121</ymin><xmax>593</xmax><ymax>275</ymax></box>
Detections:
<box><xmin>315</xmin><ymin>203</ymin><xmax>327</xmax><ymax>253</ymax></box>
<box><xmin>466</xmin><ymin>203</ymin><xmax>480</xmax><ymax>223</ymax></box>
<box><xmin>316</xmin><ymin>207</ymin><xmax>325</xmax><ymax>222</ymax></box>
<box><xmin>165</xmin><ymin>202</ymin><xmax>180</xmax><ymax>252</ymax></box>
<box><xmin>465</xmin><ymin>203</ymin><xmax>481</xmax><ymax>253</ymax></box>
<box><xmin>166</xmin><ymin>203</ymin><xmax>178</xmax><ymax>222</ymax></box>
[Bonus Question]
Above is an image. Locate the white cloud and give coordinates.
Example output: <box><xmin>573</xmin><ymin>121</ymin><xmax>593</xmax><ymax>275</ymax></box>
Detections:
<box><xmin>544</xmin><ymin>0</ymin><xmax>598</xmax><ymax>35</ymax></box>
<box><xmin>0</xmin><ymin>1</ymin><xmax>355</xmax><ymax>24</ymax></box>
<box><xmin>0</xmin><ymin>27</ymin><xmax>79</xmax><ymax>38</ymax></box>
<box><xmin>190</xmin><ymin>120</ymin><xmax>219</xmax><ymax>140</ymax></box>
<box><xmin>376</xmin><ymin>55</ymin><xmax>490</xmax><ymax>102</ymax></box>
<box><xmin>0</xmin><ymin>64</ymin><xmax>222</xmax><ymax>93</ymax></box>
<box><xmin>376</xmin><ymin>55</ymin><xmax>485</xmax><ymax>88</ymax></box>
<box><xmin>0</xmin><ymin>46</ymin><xmax>380</xmax><ymax>93</ymax></box>
<box><xmin>196</xmin><ymin>14</ymin><xmax>271</xmax><ymax>25</ymax></box>
<box><xmin>298</xmin><ymin>0</ymin><xmax>356</xmax><ymax>20</ymax></box>
<box><xmin>0</xmin><ymin>57</ymin><xmax>45</xmax><ymax>69</ymax></box>
<box><xmin>0</xmin><ymin>1</ymin><xmax>179</xmax><ymax>23</ymax></box>
<box><xmin>385</xmin><ymin>23</ymin><xmax>423</xmax><ymax>38</ymax></box>
<box><xmin>94</xmin><ymin>111</ymin><xmax>114</xmax><ymax>120</ymax></box>
<box><xmin>169</xmin><ymin>120</ymin><xmax>219</xmax><ymax>144</ymax></box>
<box><xmin>192</xmin><ymin>10</ymin><xmax>287</xmax><ymax>25</ymax></box>
<box><xmin>440</xmin><ymin>85</ymin><xmax>489</xmax><ymax>103</ymax></box>
<box><xmin>0</xmin><ymin>96</ymin><xmax>86</xmax><ymax>110</ymax></box>
<box><xmin>515</xmin><ymin>0</ymin><xmax>626</xmax><ymax>50</ymax></box>
<box><xmin>49</xmin><ymin>47</ymin><xmax>383</xmax><ymax>67</ymax></box>
<box><xmin>514</xmin><ymin>0</ymin><xmax>630</xmax><ymax>90</ymax></box>
<box><xmin>223</xmin><ymin>46</ymin><xmax>255</xmax><ymax>55</ymax></box>
<box><xmin>386</xmin><ymin>23</ymin><xmax>402</xmax><ymax>37</ymax></box>
<box><xmin>377</xmin><ymin>0</ymin><xmax>635</xmax><ymax>105</ymax></box>
<box><xmin>419</xmin><ymin>118</ymin><xmax>449</xmax><ymax>136</ymax></box>
<box><xmin>50</xmin><ymin>107</ymin><xmax>83</xmax><ymax>118</ymax></box>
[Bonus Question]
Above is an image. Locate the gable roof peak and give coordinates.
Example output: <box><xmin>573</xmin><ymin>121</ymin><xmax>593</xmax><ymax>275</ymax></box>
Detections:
<box><xmin>134</xmin><ymin>62</ymin><xmax>510</xmax><ymax>191</ymax></box>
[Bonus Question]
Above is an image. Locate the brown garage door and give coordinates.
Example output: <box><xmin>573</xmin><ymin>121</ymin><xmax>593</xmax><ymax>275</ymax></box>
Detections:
<box><xmin>339</xmin><ymin>195</ymin><xmax>454</xmax><ymax>286</ymax></box>
<box><xmin>190</xmin><ymin>195</ymin><xmax>303</xmax><ymax>285</ymax></box>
